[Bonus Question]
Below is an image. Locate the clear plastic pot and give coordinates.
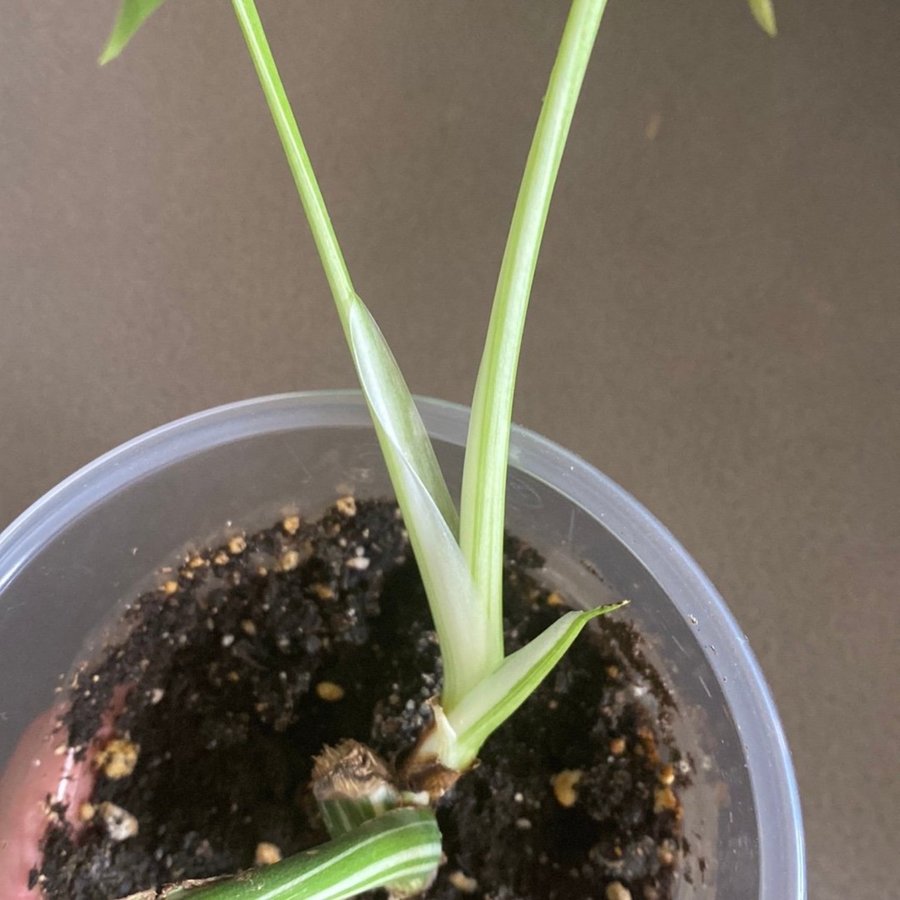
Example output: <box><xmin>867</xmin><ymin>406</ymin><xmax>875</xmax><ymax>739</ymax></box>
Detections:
<box><xmin>0</xmin><ymin>391</ymin><xmax>804</xmax><ymax>899</ymax></box>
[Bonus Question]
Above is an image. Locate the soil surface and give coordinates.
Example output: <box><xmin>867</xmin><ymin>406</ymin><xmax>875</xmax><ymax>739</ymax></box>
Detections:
<box><xmin>36</xmin><ymin>499</ymin><xmax>688</xmax><ymax>900</ymax></box>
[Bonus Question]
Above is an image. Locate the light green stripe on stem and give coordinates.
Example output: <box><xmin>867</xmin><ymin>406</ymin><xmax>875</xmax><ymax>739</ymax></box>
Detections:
<box><xmin>458</xmin><ymin>0</ymin><xmax>609</xmax><ymax>679</ymax></box>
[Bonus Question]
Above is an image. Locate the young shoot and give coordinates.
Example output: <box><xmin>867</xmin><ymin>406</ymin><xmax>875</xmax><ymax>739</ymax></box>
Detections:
<box><xmin>103</xmin><ymin>0</ymin><xmax>628</xmax><ymax>784</ymax></box>
<box><xmin>101</xmin><ymin>0</ymin><xmax>775</xmax><ymax>896</ymax></box>
<box><xmin>227</xmin><ymin>0</ymin><xmax>623</xmax><ymax>786</ymax></box>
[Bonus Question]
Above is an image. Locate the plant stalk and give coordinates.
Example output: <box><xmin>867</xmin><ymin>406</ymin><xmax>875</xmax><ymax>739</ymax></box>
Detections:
<box><xmin>459</xmin><ymin>0</ymin><xmax>609</xmax><ymax>669</ymax></box>
<box><xmin>232</xmin><ymin>0</ymin><xmax>498</xmax><ymax>709</ymax></box>
<box><xmin>231</xmin><ymin>0</ymin><xmax>356</xmax><ymax>324</ymax></box>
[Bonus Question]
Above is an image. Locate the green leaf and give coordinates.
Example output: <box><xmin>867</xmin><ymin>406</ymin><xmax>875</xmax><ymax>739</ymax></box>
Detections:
<box><xmin>99</xmin><ymin>0</ymin><xmax>167</xmax><ymax>64</ymax></box>
<box><xmin>748</xmin><ymin>0</ymin><xmax>778</xmax><ymax>37</ymax></box>
<box><xmin>459</xmin><ymin>0</ymin><xmax>610</xmax><ymax>664</ymax></box>
<box><xmin>417</xmin><ymin>602</ymin><xmax>627</xmax><ymax>772</ymax></box>
<box><xmin>347</xmin><ymin>300</ymin><xmax>491</xmax><ymax>708</ymax></box>
<box><xmin>157</xmin><ymin>808</ymin><xmax>441</xmax><ymax>900</ymax></box>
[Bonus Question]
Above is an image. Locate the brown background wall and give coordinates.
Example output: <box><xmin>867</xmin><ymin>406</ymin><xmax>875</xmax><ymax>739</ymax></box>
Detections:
<box><xmin>1</xmin><ymin>2</ymin><xmax>897</xmax><ymax>896</ymax></box>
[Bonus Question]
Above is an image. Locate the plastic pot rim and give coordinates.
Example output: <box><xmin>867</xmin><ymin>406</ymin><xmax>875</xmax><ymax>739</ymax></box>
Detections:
<box><xmin>0</xmin><ymin>389</ymin><xmax>806</xmax><ymax>899</ymax></box>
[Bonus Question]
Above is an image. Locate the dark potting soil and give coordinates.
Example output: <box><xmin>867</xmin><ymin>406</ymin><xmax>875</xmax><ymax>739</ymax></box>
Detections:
<box><xmin>36</xmin><ymin>499</ymin><xmax>689</xmax><ymax>900</ymax></box>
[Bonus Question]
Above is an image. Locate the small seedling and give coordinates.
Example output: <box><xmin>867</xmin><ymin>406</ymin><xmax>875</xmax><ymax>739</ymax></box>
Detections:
<box><xmin>100</xmin><ymin>1</ymin><xmax>775</xmax><ymax>897</ymax></box>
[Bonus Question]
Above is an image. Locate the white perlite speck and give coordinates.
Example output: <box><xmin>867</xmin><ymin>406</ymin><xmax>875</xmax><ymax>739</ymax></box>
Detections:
<box><xmin>99</xmin><ymin>802</ymin><xmax>139</xmax><ymax>841</ymax></box>
<box><xmin>606</xmin><ymin>882</ymin><xmax>632</xmax><ymax>900</ymax></box>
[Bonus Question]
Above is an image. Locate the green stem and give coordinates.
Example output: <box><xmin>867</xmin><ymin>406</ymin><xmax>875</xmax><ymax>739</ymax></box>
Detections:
<box><xmin>231</xmin><ymin>0</ymin><xmax>355</xmax><ymax>325</ymax></box>
<box><xmin>154</xmin><ymin>808</ymin><xmax>441</xmax><ymax>900</ymax></box>
<box><xmin>231</xmin><ymin>0</ymin><xmax>478</xmax><ymax>704</ymax></box>
<box><xmin>458</xmin><ymin>0</ymin><xmax>609</xmax><ymax>670</ymax></box>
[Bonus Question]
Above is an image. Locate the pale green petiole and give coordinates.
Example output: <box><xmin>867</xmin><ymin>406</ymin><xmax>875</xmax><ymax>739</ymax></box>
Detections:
<box><xmin>229</xmin><ymin>0</ymin><xmax>491</xmax><ymax>709</ymax></box>
<box><xmin>459</xmin><ymin>0</ymin><xmax>610</xmax><ymax>677</ymax></box>
<box><xmin>229</xmin><ymin>0</ymin><xmax>457</xmax><ymax>532</ymax></box>
<box><xmin>228</xmin><ymin>0</ymin><xmax>456</xmax><ymax>531</ymax></box>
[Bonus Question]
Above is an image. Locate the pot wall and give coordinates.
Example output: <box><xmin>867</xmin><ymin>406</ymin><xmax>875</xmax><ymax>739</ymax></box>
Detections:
<box><xmin>0</xmin><ymin>392</ymin><xmax>804</xmax><ymax>899</ymax></box>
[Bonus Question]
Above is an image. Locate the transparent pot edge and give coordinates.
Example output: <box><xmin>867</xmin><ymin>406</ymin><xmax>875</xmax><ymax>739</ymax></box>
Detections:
<box><xmin>0</xmin><ymin>389</ymin><xmax>805</xmax><ymax>899</ymax></box>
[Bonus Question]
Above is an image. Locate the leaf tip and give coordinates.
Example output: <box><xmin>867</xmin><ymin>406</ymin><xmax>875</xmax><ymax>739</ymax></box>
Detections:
<box><xmin>586</xmin><ymin>599</ymin><xmax>629</xmax><ymax>621</ymax></box>
<box><xmin>99</xmin><ymin>0</ymin><xmax>168</xmax><ymax>66</ymax></box>
<box><xmin>97</xmin><ymin>44</ymin><xmax>121</xmax><ymax>66</ymax></box>
<box><xmin>749</xmin><ymin>0</ymin><xmax>778</xmax><ymax>37</ymax></box>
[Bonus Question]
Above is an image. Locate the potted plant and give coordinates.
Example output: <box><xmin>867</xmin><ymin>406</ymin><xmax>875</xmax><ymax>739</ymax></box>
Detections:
<box><xmin>0</xmin><ymin>1</ymin><xmax>803</xmax><ymax>899</ymax></box>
